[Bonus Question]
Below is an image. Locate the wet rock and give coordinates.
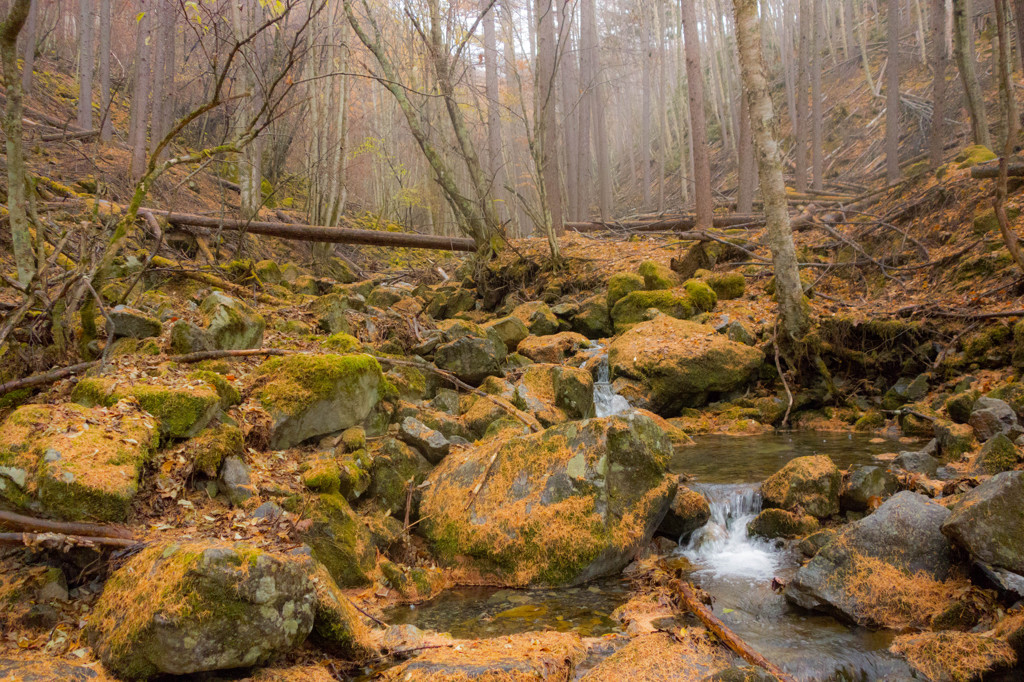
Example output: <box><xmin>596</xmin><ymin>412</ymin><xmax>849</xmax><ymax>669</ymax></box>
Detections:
<box><xmin>73</xmin><ymin>377</ymin><xmax>220</xmax><ymax>439</ymax></box>
<box><xmin>969</xmin><ymin>397</ymin><xmax>1022</xmax><ymax>441</ymax></box>
<box><xmin>434</xmin><ymin>335</ymin><xmax>506</xmax><ymax>385</ymax></box>
<box><xmin>972</xmin><ymin>433</ymin><xmax>1020</xmax><ymax>474</ymax></box>
<box><xmin>608</xmin><ymin>316</ymin><xmax>764</xmax><ymax>413</ymax></box>
<box><xmin>218</xmin><ymin>455</ymin><xmax>253</xmax><ymax>506</ymax></box>
<box><xmin>893</xmin><ymin>450</ymin><xmax>940</xmax><ymax>477</ymax></box>
<box><xmin>398</xmin><ymin>417</ymin><xmax>450</xmax><ymax>464</ymax></box>
<box><xmin>786</xmin><ymin>492</ymin><xmax>955</xmax><ymax>623</ymax></box>
<box><xmin>483</xmin><ymin>315</ymin><xmax>529</xmax><ymax>352</ymax></box>
<box><xmin>88</xmin><ymin>542</ymin><xmax>316</xmax><ymax>679</ymax></box>
<box><xmin>841</xmin><ymin>465</ymin><xmax>900</xmax><ymax>512</ymax></box>
<box><xmin>421</xmin><ymin>414</ymin><xmax>677</xmax><ymax>586</ymax></box>
<box><xmin>0</xmin><ymin>402</ymin><xmax>157</xmax><ymax>522</ymax></box>
<box><xmin>760</xmin><ymin>455</ymin><xmax>841</xmax><ymax>519</ymax></box>
<box><xmin>942</xmin><ymin>471</ymin><xmax>1024</xmax><ymax>575</ymax></box>
<box><xmin>747</xmin><ymin>508</ymin><xmax>819</xmax><ymax>539</ymax></box>
<box><xmin>516</xmin><ymin>331</ymin><xmax>590</xmax><ymax>364</ymax></box>
<box><xmin>797</xmin><ymin>529</ymin><xmax>838</xmax><ymax>558</ymax></box>
<box><xmin>383</xmin><ymin>631</ymin><xmax>585</xmax><ymax>681</ymax></box>
<box><xmin>658</xmin><ymin>485</ymin><xmax>711</xmax><ymax>541</ymax></box>
<box><xmin>510</xmin><ymin>301</ymin><xmax>561</xmax><ymax>336</ymax></box>
<box><xmin>254</xmin><ymin>354</ymin><xmax>385</xmax><ymax>449</ymax></box>
<box><xmin>301</xmin><ymin>493</ymin><xmax>376</xmax><ymax>587</ymax></box>
<box><xmin>581</xmin><ymin>632</ymin><xmax>728</xmax><ymax>681</ymax></box>
<box><xmin>108</xmin><ymin>305</ymin><xmax>162</xmax><ymax>339</ymax></box>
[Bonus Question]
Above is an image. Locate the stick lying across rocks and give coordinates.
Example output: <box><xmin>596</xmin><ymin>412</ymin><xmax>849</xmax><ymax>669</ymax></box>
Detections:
<box><xmin>0</xmin><ymin>510</ymin><xmax>133</xmax><ymax>539</ymax></box>
<box><xmin>670</xmin><ymin>579</ymin><xmax>796</xmax><ymax>682</ymax></box>
<box><xmin>0</xmin><ymin>532</ymin><xmax>138</xmax><ymax>549</ymax></box>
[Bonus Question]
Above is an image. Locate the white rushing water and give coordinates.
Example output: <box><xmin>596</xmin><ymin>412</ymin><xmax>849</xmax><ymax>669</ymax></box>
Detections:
<box><xmin>682</xmin><ymin>483</ymin><xmax>781</xmax><ymax>581</ymax></box>
<box><xmin>591</xmin><ymin>352</ymin><xmax>631</xmax><ymax>418</ymax></box>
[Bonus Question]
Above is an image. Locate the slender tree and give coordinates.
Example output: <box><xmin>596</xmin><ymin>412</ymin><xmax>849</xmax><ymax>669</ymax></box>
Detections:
<box><xmin>128</xmin><ymin>2</ymin><xmax>152</xmax><ymax>182</ymax></box>
<box><xmin>98</xmin><ymin>0</ymin><xmax>111</xmax><ymax>140</ymax></box>
<box><xmin>953</xmin><ymin>0</ymin><xmax>992</xmax><ymax>148</ymax></box>
<box><xmin>733</xmin><ymin>0</ymin><xmax>808</xmax><ymax>345</ymax></box>
<box><xmin>77</xmin><ymin>0</ymin><xmax>95</xmax><ymax>130</ymax></box>
<box><xmin>886</xmin><ymin>0</ymin><xmax>901</xmax><ymax>182</ymax></box>
<box><xmin>19</xmin><ymin>0</ymin><xmax>36</xmax><ymax>94</ymax></box>
<box><xmin>811</xmin><ymin>0</ymin><xmax>823</xmax><ymax>190</ymax></box>
<box><xmin>929</xmin><ymin>0</ymin><xmax>949</xmax><ymax>168</ymax></box>
<box><xmin>681</xmin><ymin>0</ymin><xmax>712</xmax><ymax>231</ymax></box>
<box><xmin>536</xmin><ymin>0</ymin><xmax>563</xmax><ymax>248</ymax></box>
<box><xmin>482</xmin><ymin>0</ymin><xmax>506</xmax><ymax>225</ymax></box>
<box><xmin>795</xmin><ymin>0</ymin><xmax>810</xmax><ymax>192</ymax></box>
<box><xmin>1</xmin><ymin>0</ymin><xmax>33</xmax><ymax>286</ymax></box>
<box><xmin>994</xmin><ymin>0</ymin><xmax>1024</xmax><ymax>273</ymax></box>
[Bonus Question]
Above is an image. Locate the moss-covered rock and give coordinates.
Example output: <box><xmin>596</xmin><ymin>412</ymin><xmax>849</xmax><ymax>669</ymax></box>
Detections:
<box><xmin>188</xmin><ymin>370</ymin><xmax>241</xmax><ymax>410</ymax></box>
<box><xmin>0</xmin><ymin>402</ymin><xmax>158</xmax><ymax>522</ymax></box>
<box><xmin>434</xmin><ymin>336</ymin><xmax>506</xmax><ymax>386</ymax></box>
<box><xmin>704</xmin><ymin>272</ymin><xmax>746</xmax><ymax>300</ymax></box>
<box><xmin>683</xmin><ymin>279</ymin><xmax>718</xmax><ymax>313</ymax></box>
<box><xmin>108</xmin><ymin>306</ymin><xmax>162</xmax><ymax>340</ymax></box>
<box><xmin>946</xmin><ymin>390</ymin><xmax>980</xmax><ymax>424</ymax></box>
<box><xmin>747</xmin><ymin>508</ymin><xmax>820</xmax><ymax>539</ymax></box>
<box><xmin>510</xmin><ymin>301</ymin><xmax>560</xmax><ymax>336</ymax></box>
<box><xmin>760</xmin><ymin>455</ymin><xmax>841</xmax><ymax>519</ymax></box>
<box><xmin>254</xmin><ymin>354</ymin><xmax>386</xmax><ymax>449</ymax></box>
<box><xmin>610</xmin><ymin>290</ymin><xmax>695</xmax><ymax>331</ymax></box>
<box><xmin>658</xmin><ymin>485</ymin><xmax>710</xmax><ymax>541</ymax></box>
<box><xmin>608</xmin><ymin>316</ymin><xmax>765</xmax><ymax>413</ymax></box>
<box><xmin>73</xmin><ymin>377</ymin><xmax>220</xmax><ymax>439</ymax></box>
<box><xmin>516</xmin><ymin>331</ymin><xmax>590</xmax><ymax>364</ymax></box>
<box><xmin>572</xmin><ymin>295</ymin><xmax>614</xmax><ymax>339</ymax></box>
<box><xmin>199</xmin><ymin>291</ymin><xmax>266</xmax><ymax>350</ymax></box>
<box><xmin>973</xmin><ymin>433</ymin><xmax>1019</xmax><ymax>474</ymax></box>
<box><xmin>301</xmin><ymin>494</ymin><xmax>376</xmax><ymax>588</ymax></box>
<box><xmin>606</xmin><ymin>273</ymin><xmax>645</xmax><ymax>309</ymax></box>
<box><xmin>514</xmin><ymin>363</ymin><xmax>595</xmax><ymax>426</ymax></box>
<box><xmin>483</xmin><ymin>315</ymin><xmax>530</xmax><ymax>352</ymax></box>
<box><xmin>307</xmin><ymin>561</ymin><xmax>376</xmax><ymax>659</ymax></box>
<box><xmin>638</xmin><ymin>261</ymin><xmax>675</xmax><ymax>290</ymax></box>
<box><xmin>368</xmin><ymin>437</ymin><xmax>434</xmax><ymax>518</ymax></box>
<box><xmin>853</xmin><ymin>410</ymin><xmax>886</xmax><ymax>432</ymax></box>
<box><xmin>421</xmin><ymin>414</ymin><xmax>677</xmax><ymax>586</ymax></box>
<box><xmin>310</xmin><ymin>293</ymin><xmax>356</xmax><ymax>335</ymax></box>
<box><xmin>88</xmin><ymin>542</ymin><xmax>316</xmax><ymax>679</ymax></box>
<box><xmin>254</xmin><ymin>259</ymin><xmax>284</xmax><ymax>285</ymax></box>
<box><xmin>935</xmin><ymin>420</ymin><xmax>976</xmax><ymax>461</ymax></box>
<box><xmin>956</xmin><ymin>144</ymin><xmax>997</xmax><ymax>168</ymax></box>
<box><xmin>187</xmin><ymin>424</ymin><xmax>245</xmax><ymax>478</ymax></box>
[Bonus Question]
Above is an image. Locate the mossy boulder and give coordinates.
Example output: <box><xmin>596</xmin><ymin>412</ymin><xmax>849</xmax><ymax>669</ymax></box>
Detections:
<box><xmin>0</xmin><ymin>402</ymin><xmax>158</xmax><ymax>522</ymax></box>
<box><xmin>510</xmin><ymin>301</ymin><xmax>560</xmax><ymax>336</ymax></box>
<box><xmin>973</xmin><ymin>433</ymin><xmax>1020</xmax><ymax>474</ymax></box>
<box><xmin>307</xmin><ymin>561</ymin><xmax>376</xmax><ymax>659</ymax></box>
<box><xmin>421</xmin><ymin>414</ymin><xmax>678</xmax><ymax>586</ymax></box>
<box><xmin>434</xmin><ymin>333</ymin><xmax>506</xmax><ymax>386</ymax></box>
<box><xmin>658</xmin><ymin>485</ymin><xmax>711</xmax><ymax>541</ymax></box>
<box><xmin>941</xmin><ymin>471</ymin><xmax>1024</xmax><ymax>574</ymax></box>
<box><xmin>841</xmin><ymin>465</ymin><xmax>900</xmax><ymax>512</ymax></box>
<box><xmin>199</xmin><ymin>291</ymin><xmax>266</xmax><ymax>350</ymax></box>
<box><xmin>638</xmin><ymin>261</ymin><xmax>676</xmax><ymax>290</ymax></box>
<box><xmin>606</xmin><ymin>273</ymin><xmax>645</xmax><ymax>308</ymax></box>
<box><xmin>761</xmin><ymin>455</ymin><xmax>841</xmax><ymax>519</ymax></box>
<box><xmin>608</xmin><ymin>316</ymin><xmax>765</xmax><ymax>413</ymax></box>
<box><xmin>704</xmin><ymin>272</ymin><xmax>746</xmax><ymax>300</ymax></box>
<box><xmin>73</xmin><ymin>377</ymin><xmax>220</xmax><ymax>439</ymax></box>
<box><xmin>935</xmin><ymin>420</ymin><xmax>976</xmax><ymax>460</ymax></box>
<box><xmin>186</xmin><ymin>424</ymin><xmax>245</xmax><ymax>478</ymax></box>
<box><xmin>747</xmin><ymin>508</ymin><xmax>819</xmax><ymax>539</ymax></box>
<box><xmin>572</xmin><ymin>295</ymin><xmax>614</xmax><ymax>339</ymax></box>
<box><xmin>254</xmin><ymin>259</ymin><xmax>284</xmax><ymax>285</ymax></box>
<box><xmin>610</xmin><ymin>290</ymin><xmax>694</xmax><ymax>331</ymax></box>
<box><xmin>368</xmin><ymin>437</ymin><xmax>434</xmax><ymax>518</ymax></box>
<box><xmin>310</xmin><ymin>293</ymin><xmax>356</xmax><ymax>335</ymax></box>
<box><xmin>301</xmin><ymin>494</ymin><xmax>376</xmax><ymax>588</ymax></box>
<box><xmin>514</xmin><ymin>363</ymin><xmax>595</xmax><ymax>426</ymax></box>
<box><xmin>254</xmin><ymin>354</ymin><xmax>386</xmax><ymax>449</ymax></box>
<box><xmin>189</xmin><ymin>370</ymin><xmax>241</xmax><ymax>410</ymax></box>
<box><xmin>483</xmin><ymin>315</ymin><xmax>530</xmax><ymax>352</ymax></box>
<box><xmin>684</xmin><ymin>279</ymin><xmax>718</xmax><ymax>313</ymax></box>
<box><xmin>108</xmin><ymin>306</ymin><xmax>162</xmax><ymax>340</ymax></box>
<box><xmin>946</xmin><ymin>390</ymin><xmax>980</xmax><ymax>424</ymax></box>
<box><xmin>516</xmin><ymin>331</ymin><xmax>590</xmax><ymax>364</ymax></box>
<box><xmin>956</xmin><ymin>144</ymin><xmax>997</xmax><ymax>168</ymax></box>
<box><xmin>88</xmin><ymin>542</ymin><xmax>316</xmax><ymax>679</ymax></box>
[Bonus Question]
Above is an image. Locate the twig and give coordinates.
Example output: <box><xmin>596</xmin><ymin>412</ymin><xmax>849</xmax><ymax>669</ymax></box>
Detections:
<box><xmin>0</xmin><ymin>532</ymin><xmax>139</xmax><ymax>549</ymax></box>
<box><xmin>0</xmin><ymin>510</ymin><xmax>134</xmax><ymax>539</ymax></box>
<box><xmin>171</xmin><ymin>348</ymin><xmax>296</xmax><ymax>364</ymax></box>
<box><xmin>773</xmin><ymin>322</ymin><xmax>794</xmax><ymax>429</ymax></box>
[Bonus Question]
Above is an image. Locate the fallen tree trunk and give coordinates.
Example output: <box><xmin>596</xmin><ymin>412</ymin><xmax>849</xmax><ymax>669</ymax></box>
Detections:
<box><xmin>0</xmin><ymin>532</ymin><xmax>138</xmax><ymax>549</ymax></box>
<box><xmin>39</xmin><ymin>128</ymin><xmax>100</xmax><ymax>142</ymax></box>
<box><xmin>670</xmin><ymin>580</ymin><xmax>795</xmax><ymax>682</ymax></box>
<box><xmin>566</xmin><ymin>214</ymin><xmax>766</xmax><ymax>233</ymax></box>
<box><xmin>0</xmin><ymin>510</ymin><xmax>133</xmax><ymax>539</ymax></box>
<box><xmin>971</xmin><ymin>159</ymin><xmax>1024</xmax><ymax>179</ymax></box>
<box><xmin>145</xmin><ymin>209</ymin><xmax>479</xmax><ymax>252</ymax></box>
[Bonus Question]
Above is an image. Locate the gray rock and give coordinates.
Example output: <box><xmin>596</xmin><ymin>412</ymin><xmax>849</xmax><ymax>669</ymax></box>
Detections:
<box><xmin>200</xmin><ymin>292</ymin><xmax>266</xmax><ymax>350</ymax></box>
<box><xmin>434</xmin><ymin>336</ymin><xmax>506</xmax><ymax>385</ymax></box>
<box><xmin>398</xmin><ymin>417</ymin><xmax>450</xmax><ymax>465</ymax></box>
<box><xmin>942</xmin><ymin>471</ymin><xmax>1024</xmax><ymax>574</ymax></box>
<box><xmin>368</xmin><ymin>439</ymin><xmax>434</xmax><ymax>519</ymax></box>
<box><xmin>252</xmin><ymin>501</ymin><xmax>285</xmax><ymax>522</ymax></box>
<box><xmin>786</xmin><ymin>492</ymin><xmax>954</xmax><ymax>623</ymax></box>
<box><xmin>218</xmin><ymin>456</ymin><xmax>253</xmax><ymax>506</ymax></box>
<box><xmin>571</xmin><ymin>295</ymin><xmax>613</xmax><ymax>339</ymax></box>
<box><xmin>483</xmin><ymin>316</ymin><xmax>529</xmax><ymax>352</ymax></box>
<box><xmin>893</xmin><ymin>450</ymin><xmax>940</xmax><ymax>477</ymax></box>
<box><xmin>0</xmin><ymin>659</ymin><xmax>99</xmax><ymax>681</ymax></box>
<box><xmin>969</xmin><ymin>397</ymin><xmax>1021</xmax><ymax>441</ymax></box>
<box><xmin>429</xmin><ymin>389</ymin><xmax>461</xmax><ymax>415</ymax></box>
<box><xmin>108</xmin><ymin>306</ymin><xmax>162</xmax><ymax>339</ymax></box>
<box><xmin>88</xmin><ymin>543</ymin><xmax>315</xmax><ymax>679</ymax></box>
<box><xmin>841</xmin><ymin>465</ymin><xmax>900</xmax><ymax>512</ymax></box>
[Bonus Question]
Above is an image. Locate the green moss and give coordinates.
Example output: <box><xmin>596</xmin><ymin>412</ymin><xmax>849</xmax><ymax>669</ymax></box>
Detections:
<box><xmin>610</xmin><ymin>290</ymin><xmax>694</xmax><ymax>330</ymax></box>
<box><xmin>188</xmin><ymin>370</ymin><xmax>241</xmax><ymax>409</ymax></box>
<box><xmin>854</xmin><ymin>411</ymin><xmax>886</xmax><ymax>431</ymax></box>
<box><xmin>253</xmin><ymin>259</ymin><xmax>283</xmax><ymax>285</ymax></box>
<box><xmin>945</xmin><ymin>390</ymin><xmax>980</xmax><ymax>424</ymax></box>
<box><xmin>187</xmin><ymin>425</ymin><xmax>244</xmax><ymax>477</ymax></box>
<box><xmin>977</xmin><ymin>434</ymin><xmax>1019</xmax><ymax>474</ymax></box>
<box><xmin>340</xmin><ymin>427</ymin><xmax>366</xmax><ymax>452</ymax></box>
<box><xmin>705</xmin><ymin>272</ymin><xmax>746</xmax><ymax>300</ymax></box>
<box><xmin>683</xmin><ymin>279</ymin><xmax>718</xmax><ymax>313</ymax></box>
<box><xmin>322</xmin><ymin>332</ymin><xmax>362</xmax><ymax>352</ymax></box>
<box><xmin>638</xmin><ymin>261</ymin><xmax>675</xmax><ymax>290</ymax></box>
<box><xmin>303</xmin><ymin>460</ymin><xmax>342</xmax><ymax>494</ymax></box>
<box><xmin>1014</xmin><ymin>320</ymin><xmax>1024</xmax><ymax>368</ymax></box>
<box><xmin>72</xmin><ymin>378</ymin><xmax>220</xmax><ymax>439</ymax></box>
<box><xmin>606</xmin><ymin>273</ymin><xmax>645</xmax><ymax>308</ymax></box>
<box><xmin>955</xmin><ymin>144</ymin><xmax>997</xmax><ymax>168</ymax></box>
<box><xmin>255</xmin><ymin>354</ymin><xmax>383</xmax><ymax>418</ymax></box>
<box><xmin>302</xmin><ymin>493</ymin><xmax>375</xmax><ymax>588</ymax></box>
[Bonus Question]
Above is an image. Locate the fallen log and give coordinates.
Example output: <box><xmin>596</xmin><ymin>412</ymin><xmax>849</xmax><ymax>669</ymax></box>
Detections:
<box><xmin>670</xmin><ymin>579</ymin><xmax>795</xmax><ymax>682</ymax></box>
<box><xmin>0</xmin><ymin>510</ymin><xmax>133</xmax><ymax>540</ymax></box>
<box><xmin>970</xmin><ymin>159</ymin><xmax>1024</xmax><ymax>179</ymax></box>
<box><xmin>0</xmin><ymin>532</ymin><xmax>138</xmax><ymax>549</ymax></box>
<box><xmin>566</xmin><ymin>214</ymin><xmax>766</xmax><ymax>233</ymax></box>
<box><xmin>144</xmin><ymin>209</ymin><xmax>479</xmax><ymax>252</ymax></box>
<box><xmin>39</xmin><ymin>129</ymin><xmax>100</xmax><ymax>142</ymax></box>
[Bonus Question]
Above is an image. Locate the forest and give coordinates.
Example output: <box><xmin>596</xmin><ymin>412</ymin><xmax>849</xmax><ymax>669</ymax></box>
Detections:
<box><xmin>0</xmin><ymin>0</ymin><xmax>1023</xmax><ymax>680</ymax></box>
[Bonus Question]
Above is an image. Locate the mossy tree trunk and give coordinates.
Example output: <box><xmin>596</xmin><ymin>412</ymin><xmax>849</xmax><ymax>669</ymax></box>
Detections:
<box><xmin>1</xmin><ymin>0</ymin><xmax>34</xmax><ymax>287</ymax></box>
<box><xmin>994</xmin><ymin>0</ymin><xmax>1024</xmax><ymax>274</ymax></box>
<box><xmin>953</xmin><ymin>0</ymin><xmax>992</xmax><ymax>149</ymax></box>
<box><xmin>733</xmin><ymin>0</ymin><xmax>809</xmax><ymax>346</ymax></box>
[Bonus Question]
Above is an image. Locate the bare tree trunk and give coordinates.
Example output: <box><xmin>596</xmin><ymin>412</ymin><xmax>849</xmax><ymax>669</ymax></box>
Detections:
<box><xmin>98</xmin><ymin>0</ymin><xmax>110</xmax><ymax>141</ymax></box>
<box><xmin>483</xmin><ymin>0</ymin><xmax>506</xmax><ymax>226</ymax></box>
<box><xmin>929</xmin><ymin>0</ymin><xmax>949</xmax><ymax>168</ymax></box>
<box><xmin>153</xmin><ymin>2</ymin><xmax>175</xmax><ymax>158</ymax></box>
<box><xmin>886</xmin><ymin>0</ymin><xmax>901</xmax><ymax>182</ymax></box>
<box><xmin>19</xmin><ymin>0</ymin><xmax>36</xmax><ymax>94</ymax></box>
<box><xmin>1013</xmin><ymin>0</ymin><xmax>1024</xmax><ymax>74</ymax></box>
<box><xmin>843</xmin><ymin>0</ymin><xmax>857</xmax><ymax>59</ymax></box>
<box><xmin>642</xmin><ymin>7</ymin><xmax>652</xmax><ymax>209</ymax></box>
<box><xmin>737</xmin><ymin>88</ymin><xmax>756</xmax><ymax>212</ymax></box>
<box><xmin>795</xmin><ymin>0</ymin><xmax>810</xmax><ymax>192</ymax></box>
<box><xmin>995</xmin><ymin>0</ymin><xmax>1016</xmax><ymax>151</ymax></box>
<box><xmin>583</xmin><ymin>0</ymin><xmax>612</xmax><ymax>222</ymax></box>
<box><xmin>1</xmin><ymin>0</ymin><xmax>33</xmax><ymax>286</ymax></box>
<box><xmin>128</xmin><ymin>0</ymin><xmax>151</xmax><ymax>182</ymax></box>
<box><xmin>231</xmin><ymin>0</ymin><xmax>261</xmax><ymax>220</ymax></box>
<box><xmin>536</xmin><ymin>0</ymin><xmax>563</xmax><ymax>246</ymax></box>
<box><xmin>681</xmin><ymin>0</ymin><xmax>712</xmax><ymax>231</ymax></box>
<box><xmin>811</xmin><ymin>0</ymin><xmax>824</xmax><ymax>191</ymax></box>
<box><xmin>658</xmin><ymin>0</ymin><xmax>668</xmax><ymax>213</ymax></box>
<box><xmin>994</xmin><ymin>0</ymin><xmax>1024</xmax><ymax>273</ymax></box>
<box><xmin>734</xmin><ymin>0</ymin><xmax>808</xmax><ymax>344</ymax></box>
<box><xmin>76</xmin><ymin>0</ymin><xmax>94</xmax><ymax>131</ymax></box>
<box><xmin>953</xmin><ymin>0</ymin><xmax>992</xmax><ymax>148</ymax></box>
<box><xmin>559</xmin><ymin>1</ymin><xmax>580</xmax><ymax>222</ymax></box>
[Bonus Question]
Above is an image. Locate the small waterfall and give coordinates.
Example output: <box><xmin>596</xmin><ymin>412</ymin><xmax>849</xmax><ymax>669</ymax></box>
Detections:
<box><xmin>682</xmin><ymin>484</ymin><xmax>781</xmax><ymax>580</ymax></box>
<box><xmin>591</xmin><ymin>352</ymin><xmax>631</xmax><ymax>418</ymax></box>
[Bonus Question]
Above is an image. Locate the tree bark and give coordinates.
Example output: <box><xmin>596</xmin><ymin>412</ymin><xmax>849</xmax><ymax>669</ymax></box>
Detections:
<box><xmin>583</xmin><ymin>0</ymin><xmax>612</xmax><ymax>222</ymax></box>
<box><xmin>128</xmin><ymin>1</ymin><xmax>152</xmax><ymax>182</ymax></box>
<box><xmin>19</xmin><ymin>0</ymin><xmax>36</xmax><ymax>94</ymax></box>
<box><xmin>953</xmin><ymin>0</ymin><xmax>992</xmax><ymax>148</ymax></box>
<box><xmin>536</xmin><ymin>0</ymin><xmax>564</xmax><ymax>250</ymax></box>
<box><xmin>1013</xmin><ymin>0</ymin><xmax>1024</xmax><ymax>75</ymax></box>
<box><xmin>994</xmin><ymin>0</ymin><xmax>1024</xmax><ymax>273</ymax></box>
<box><xmin>929</xmin><ymin>0</ymin><xmax>949</xmax><ymax>168</ymax></box>
<box><xmin>482</xmin><ymin>0</ymin><xmax>506</xmax><ymax>225</ymax></box>
<box><xmin>681</xmin><ymin>0</ymin><xmax>713</xmax><ymax>231</ymax></box>
<box><xmin>886</xmin><ymin>0</ymin><xmax>902</xmax><ymax>182</ymax></box>
<box><xmin>795</xmin><ymin>0</ymin><xmax>810</xmax><ymax>192</ymax></box>
<box><xmin>98</xmin><ymin>0</ymin><xmax>110</xmax><ymax>141</ymax></box>
<box><xmin>734</xmin><ymin>0</ymin><xmax>809</xmax><ymax>344</ymax></box>
<box><xmin>811</xmin><ymin>0</ymin><xmax>824</xmax><ymax>191</ymax></box>
<box><xmin>642</xmin><ymin>6</ymin><xmax>652</xmax><ymax>209</ymax></box>
<box><xmin>1</xmin><ymin>0</ymin><xmax>33</xmax><ymax>286</ymax></box>
<box><xmin>76</xmin><ymin>0</ymin><xmax>94</xmax><ymax>131</ymax></box>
